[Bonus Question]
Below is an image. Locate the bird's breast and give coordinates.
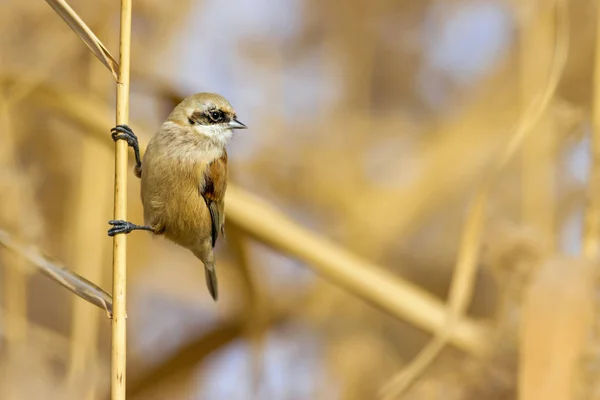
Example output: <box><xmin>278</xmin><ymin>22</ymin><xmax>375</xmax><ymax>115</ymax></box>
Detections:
<box><xmin>140</xmin><ymin>134</ymin><xmax>226</xmax><ymax>249</ymax></box>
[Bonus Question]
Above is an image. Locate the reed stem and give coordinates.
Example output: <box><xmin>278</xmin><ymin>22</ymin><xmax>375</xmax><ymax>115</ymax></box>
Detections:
<box><xmin>111</xmin><ymin>0</ymin><xmax>132</xmax><ymax>398</ymax></box>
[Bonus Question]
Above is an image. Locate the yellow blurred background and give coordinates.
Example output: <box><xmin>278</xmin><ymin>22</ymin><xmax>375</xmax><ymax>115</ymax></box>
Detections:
<box><xmin>0</xmin><ymin>0</ymin><xmax>598</xmax><ymax>399</ymax></box>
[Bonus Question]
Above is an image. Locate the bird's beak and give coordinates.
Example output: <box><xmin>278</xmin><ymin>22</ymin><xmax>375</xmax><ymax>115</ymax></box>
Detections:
<box><xmin>229</xmin><ymin>118</ymin><xmax>247</xmax><ymax>130</ymax></box>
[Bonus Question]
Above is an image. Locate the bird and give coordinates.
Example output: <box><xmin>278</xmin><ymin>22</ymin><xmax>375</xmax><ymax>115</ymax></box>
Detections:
<box><xmin>107</xmin><ymin>92</ymin><xmax>247</xmax><ymax>301</ymax></box>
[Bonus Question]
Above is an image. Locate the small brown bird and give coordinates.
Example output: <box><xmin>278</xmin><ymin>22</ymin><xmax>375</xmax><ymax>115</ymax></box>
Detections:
<box><xmin>107</xmin><ymin>92</ymin><xmax>247</xmax><ymax>300</ymax></box>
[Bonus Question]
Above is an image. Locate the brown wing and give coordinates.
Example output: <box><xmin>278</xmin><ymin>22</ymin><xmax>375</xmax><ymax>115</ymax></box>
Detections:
<box><xmin>200</xmin><ymin>151</ymin><xmax>228</xmax><ymax>247</ymax></box>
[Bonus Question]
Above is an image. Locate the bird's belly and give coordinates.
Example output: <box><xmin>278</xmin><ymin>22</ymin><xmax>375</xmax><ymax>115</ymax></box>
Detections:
<box><xmin>144</xmin><ymin>184</ymin><xmax>212</xmax><ymax>249</ymax></box>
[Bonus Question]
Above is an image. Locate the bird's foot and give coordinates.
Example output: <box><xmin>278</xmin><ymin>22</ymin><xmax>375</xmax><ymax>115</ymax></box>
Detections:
<box><xmin>111</xmin><ymin>124</ymin><xmax>142</xmax><ymax>172</ymax></box>
<box><xmin>108</xmin><ymin>220</ymin><xmax>153</xmax><ymax>236</ymax></box>
<box><xmin>111</xmin><ymin>124</ymin><xmax>138</xmax><ymax>147</ymax></box>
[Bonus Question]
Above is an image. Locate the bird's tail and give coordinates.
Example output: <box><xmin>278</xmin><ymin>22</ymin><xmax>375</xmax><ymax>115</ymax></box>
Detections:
<box><xmin>204</xmin><ymin>262</ymin><xmax>218</xmax><ymax>301</ymax></box>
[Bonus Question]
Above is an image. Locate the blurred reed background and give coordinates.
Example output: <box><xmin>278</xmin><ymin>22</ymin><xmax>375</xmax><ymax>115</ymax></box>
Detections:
<box><xmin>0</xmin><ymin>0</ymin><xmax>598</xmax><ymax>399</ymax></box>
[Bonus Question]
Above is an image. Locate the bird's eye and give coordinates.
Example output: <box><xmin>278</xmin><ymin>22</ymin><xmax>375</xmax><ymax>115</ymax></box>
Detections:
<box><xmin>188</xmin><ymin>117</ymin><xmax>195</xmax><ymax>125</ymax></box>
<box><xmin>209</xmin><ymin>110</ymin><xmax>224</xmax><ymax>122</ymax></box>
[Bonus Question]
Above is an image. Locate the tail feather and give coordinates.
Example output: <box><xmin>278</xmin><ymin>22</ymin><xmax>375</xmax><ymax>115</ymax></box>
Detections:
<box><xmin>204</xmin><ymin>263</ymin><xmax>218</xmax><ymax>301</ymax></box>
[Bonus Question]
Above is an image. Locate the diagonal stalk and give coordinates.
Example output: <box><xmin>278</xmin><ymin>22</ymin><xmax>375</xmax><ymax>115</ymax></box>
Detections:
<box><xmin>45</xmin><ymin>0</ymin><xmax>119</xmax><ymax>79</ymax></box>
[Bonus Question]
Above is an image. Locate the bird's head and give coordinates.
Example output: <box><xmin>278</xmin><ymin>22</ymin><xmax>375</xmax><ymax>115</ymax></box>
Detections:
<box><xmin>167</xmin><ymin>92</ymin><xmax>247</xmax><ymax>146</ymax></box>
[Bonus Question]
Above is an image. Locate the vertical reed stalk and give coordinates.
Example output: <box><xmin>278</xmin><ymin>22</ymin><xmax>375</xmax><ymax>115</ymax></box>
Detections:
<box><xmin>0</xmin><ymin>98</ymin><xmax>30</xmax><ymax>347</ymax></box>
<box><xmin>584</xmin><ymin>0</ymin><xmax>600</xmax><ymax>259</ymax></box>
<box><xmin>577</xmin><ymin>0</ymin><xmax>600</xmax><ymax>397</ymax></box>
<box><xmin>112</xmin><ymin>1</ymin><xmax>132</xmax><ymax>398</ymax></box>
<box><xmin>520</xmin><ymin>0</ymin><xmax>557</xmax><ymax>250</ymax></box>
<box><xmin>67</xmin><ymin>61</ymin><xmax>113</xmax><ymax>400</ymax></box>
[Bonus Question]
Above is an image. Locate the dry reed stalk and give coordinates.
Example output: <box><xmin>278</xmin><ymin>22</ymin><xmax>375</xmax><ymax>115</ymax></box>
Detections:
<box><xmin>224</xmin><ymin>185</ymin><xmax>488</xmax><ymax>354</ymax></box>
<box><xmin>520</xmin><ymin>0</ymin><xmax>558</xmax><ymax>250</ymax></box>
<box><xmin>0</xmin><ymin>75</ymin><xmax>491</xmax><ymax>355</ymax></box>
<box><xmin>0</xmin><ymin>97</ymin><xmax>33</xmax><ymax>348</ymax></box>
<box><xmin>519</xmin><ymin>257</ymin><xmax>594</xmax><ymax>400</ymax></box>
<box><xmin>584</xmin><ymin>0</ymin><xmax>600</xmax><ymax>260</ymax></box>
<box><xmin>380</xmin><ymin>0</ymin><xmax>568</xmax><ymax>395</ymax></box>
<box><xmin>577</xmin><ymin>0</ymin><xmax>600</xmax><ymax>395</ymax></box>
<box><xmin>111</xmin><ymin>1</ymin><xmax>133</xmax><ymax>398</ymax></box>
<box><xmin>45</xmin><ymin>0</ymin><xmax>119</xmax><ymax>79</ymax></box>
<box><xmin>0</xmin><ymin>228</ymin><xmax>113</xmax><ymax>317</ymax></box>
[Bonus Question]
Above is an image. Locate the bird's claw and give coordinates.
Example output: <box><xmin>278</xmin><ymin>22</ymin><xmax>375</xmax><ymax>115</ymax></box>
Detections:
<box><xmin>111</xmin><ymin>124</ymin><xmax>139</xmax><ymax>148</ymax></box>
<box><xmin>108</xmin><ymin>220</ymin><xmax>135</xmax><ymax>236</ymax></box>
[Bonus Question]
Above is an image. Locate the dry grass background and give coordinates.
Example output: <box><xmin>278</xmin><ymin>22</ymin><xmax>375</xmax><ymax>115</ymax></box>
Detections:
<box><xmin>0</xmin><ymin>0</ymin><xmax>598</xmax><ymax>399</ymax></box>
